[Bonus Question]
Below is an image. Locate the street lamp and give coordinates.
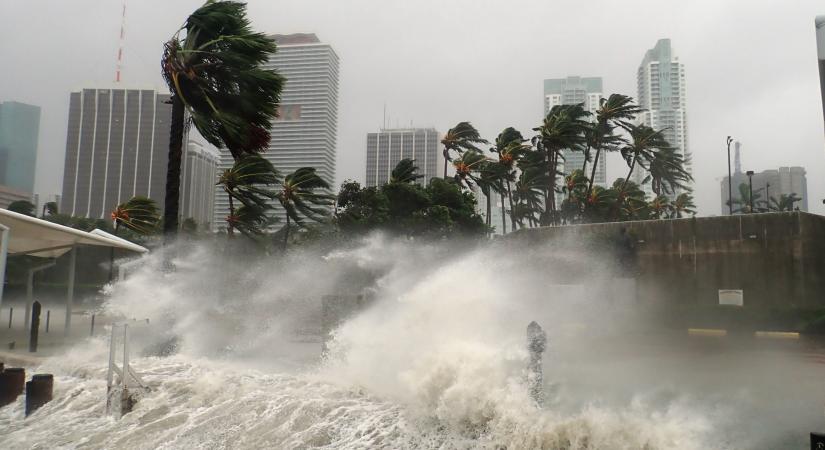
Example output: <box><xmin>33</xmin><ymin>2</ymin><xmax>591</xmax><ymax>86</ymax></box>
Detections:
<box><xmin>746</xmin><ymin>170</ymin><xmax>755</xmax><ymax>213</ymax></box>
<box><xmin>726</xmin><ymin>136</ymin><xmax>734</xmax><ymax>215</ymax></box>
<box><xmin>765</xmin><ymin>182</ymin><xmax>770</xmax><ymax>211</ymax></box>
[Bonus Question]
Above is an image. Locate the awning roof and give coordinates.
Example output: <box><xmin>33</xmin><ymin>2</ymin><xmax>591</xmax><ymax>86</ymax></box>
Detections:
<box><xmin>0</xmin><ymin>209</ymin><xmax>149</xmax><ymax>258</ymax></box>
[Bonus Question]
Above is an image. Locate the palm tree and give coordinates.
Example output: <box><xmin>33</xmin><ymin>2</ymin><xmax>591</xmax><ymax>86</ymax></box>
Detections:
<box><xmin>729</xmin><ymin>183</ymin><xmax>763</xmax><ymax>214</ymax></box>
<box><xmin>441</xmin><ymin>122</ymin><xmax>488</xmax><ymax>178</ymax></box>
<box><xmin>671</xmin><ymin>192</ymin><xmax>696</xmax><ymax>218</ymax></box>
<box><xmin>512</xmin><ymin>167</ymin><xmax>549</xmax><ymax>228</ymax></box>
<box><xmin>491</xmin><ymin>130</ymin><xmax>531</xmax><ymax>231</ymax></box>
<box><xmin>41</xmin><ymin>201</ymin><xmax>58</xmax><ymax>217</ymax></box>
<box><xmin>585</xmin><ymin>94</ymin><xmax>642</xmax><ymax>194</ymax></box>
<box><xmin>618</xmin><ymin>124</ymin><xmax>670</xmax><ymax>193</ymax></box>
<box><xmin>111</xmin><ymin>196</ymin><xmax>160</xmax><ymax>235</ymax></box>
<box><xmin>216</xmin><ymin>154</ymin><xmax>280</xmax><ymax>236</ymax></box>
<box><xmin>648</xmin><ymin>146</ymin><xmax>692</xmax><ymax>197</ymax></box>
<box><xmin>648</xmin><ymin>195</ymin><xmax>673</xmax><ymax>219</ymax></box>
<box><xmin>560</xmin><ymin>169</ymin><xmax>589</xmax><ymax>224</ymax></box>
<box><xmin>768</xmin><ymin>193</ymin><xmax>802</xmax><ymax>212</ymax></box>
<box><xmin>533</xmin><ymin>104</ymin><xmax>591</xmax><ymax>225</ymax></box>
<box><xmin>161</xmin><ymin>0</ymin><xmax>284</xmax><ymax>238</ymax></box>
<box><xmin>390</xmin><ymin>158</ymin><xmax>424</xmax><ymax>184</ymax></box>
<box><xmin>277</xmin><ymin>167</ymin><xmax>333</xmax><ymax>249</ymax></box>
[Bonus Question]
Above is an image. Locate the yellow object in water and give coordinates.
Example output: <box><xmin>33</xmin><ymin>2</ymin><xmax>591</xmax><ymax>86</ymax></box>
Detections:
<box><xmin>687</xmin><ymin>328</ymin><xmax>727</xmax><ymax>337</ymax></box>
<box><xmin>754</xmin><ymin>331</ymin><xmax>800</xmax><ymax>340</ymax></box>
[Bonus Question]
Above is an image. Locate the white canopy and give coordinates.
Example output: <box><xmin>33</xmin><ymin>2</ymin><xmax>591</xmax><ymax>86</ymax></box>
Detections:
<box><xmin>0</xmin><ymin>209</ymin><xmax>148</xmax><ymax>258</ymax></box>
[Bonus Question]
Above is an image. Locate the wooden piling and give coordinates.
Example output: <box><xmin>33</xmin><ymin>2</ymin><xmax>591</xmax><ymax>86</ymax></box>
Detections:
<box><xmin>7</xmin><ymin>307</ymin><xmax>12</xmax><ymax>328</ymax></box>
<box><xmin>45</xmin><ymin>310</ymin><xmax>50</xmax><ymax>333</ymax></box>
<box><xmin>25</xmin><ymin>374</ymin><xmax>53</xmax><ymax>416</ymax></box>
<box><xmin>29</xmin><ymin>301</ymin><xmax>41</xmax><ymax>353</ymax></box>
<box><xmin>0</xmin><ymin>367</ymin><xmax>25</xmax><ymax>407</ymax></box>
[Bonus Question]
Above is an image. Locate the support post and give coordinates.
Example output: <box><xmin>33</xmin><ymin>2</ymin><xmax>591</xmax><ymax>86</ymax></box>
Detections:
<box><xmin>25</xmin><ymin>374</ymin><xmax>53</xmax><ymax>416</ymax></box>
<box><xmin>45</xmin><ymin>310</ymin><xmax>50</xmax><ymax>333</ymax></box>
<box><xmin>90</xmin><ymin>314</ymin><xmax>95</xmax><ymax>336</ymax></box>
<box><xmin>526</xmin><ymin>321</ymin><xmax>547</xmax><ymax>406</ymax></box>
<box><xmin>25</xmin><ymin>261</ymin><xmax>55</xmax><ymax>330</ymax></box>
<box><xmin>7</xmin><ymin>307</ymin><xmax>12</xmax><ymax>328</ymax></box>
<box><xmin>29</xmin><ymin>300</ymin><xmax>41</xmax><ymax>352</ymax></box>
<box><xmin>65</xmin><ymin>246</ymin><xmax>76</xmax><ymax>336</ymax></box>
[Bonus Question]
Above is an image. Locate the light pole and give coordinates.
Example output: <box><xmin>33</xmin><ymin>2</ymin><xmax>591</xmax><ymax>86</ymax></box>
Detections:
<box><xmin>746</xmin><ymin>170</ymin><xmax>755</xmax><ymax>213</ymax></box>
<box><xmin>726</xmin><ymin>136</ymin><xmax>734</xmax><ymax>215</ymax></box>
<box><xmin>765</xmin><ymin>182</ymin><xmax>770</xmax><ymax>211</ymax></box>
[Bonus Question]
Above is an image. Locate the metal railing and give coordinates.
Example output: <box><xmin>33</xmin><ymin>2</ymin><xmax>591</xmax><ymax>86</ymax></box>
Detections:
<box><xmin>105</xmin><ymin>323</ymin><xmax>148</xmax><ymax>415</ymax></box>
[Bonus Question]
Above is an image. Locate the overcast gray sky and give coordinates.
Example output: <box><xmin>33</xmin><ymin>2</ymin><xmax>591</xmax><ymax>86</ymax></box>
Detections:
<box><xmin>1</xmin><ymin>0</ymin><xmax>823</xmax><ymax>215</ymax></box>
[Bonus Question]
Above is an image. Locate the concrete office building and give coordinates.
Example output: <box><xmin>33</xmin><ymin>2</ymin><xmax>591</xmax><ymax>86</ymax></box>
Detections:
<box><xmin>634</xmin><ymin>39</ymin><xmax>691</xmax><ymax>197</ymax></box>
<box><xmin>60</xmin><ymin>87</ymin><xmax>222</xmax><ymax>226</ymax></box>
<box><xmin>214</xmin><ymin>33</ymin><xmax>339</xmax><ymax>229</ymax></box>
<box><xmin>365</xmin><ymin>128</ymin><xmax>439</xmax><ymax>187</ymax></box>
<box><xmin>60</xmin><ymin>87</ymin><xmax>172</xmax><ymax>219</ymax></box>
<box><xmin>543</xmin><ymin>76</ymin><xmax>605</xmax><ymax>186</ymax></box>
<box><xmin>817</xmin><ymin>16</ymin><xmax>825</xmax><ymax>135</ymax></box>
<box><xmin>0</xmin><ymin>101</ymin><xmax>41</xmax><ymax>194</ymax></box>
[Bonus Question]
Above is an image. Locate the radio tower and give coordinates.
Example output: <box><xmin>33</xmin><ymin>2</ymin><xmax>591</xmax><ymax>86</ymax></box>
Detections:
<box><xmin>115</xmin><ymin>1</ymin><xmax>126</xmax><ymax>82</ymax></box>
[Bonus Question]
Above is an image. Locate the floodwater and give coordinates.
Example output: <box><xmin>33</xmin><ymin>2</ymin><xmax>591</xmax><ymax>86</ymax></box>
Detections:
<box><xmin>1</xmin><ymin>235</ymin><xmax>824</xmax><ymax>449</ymax></box>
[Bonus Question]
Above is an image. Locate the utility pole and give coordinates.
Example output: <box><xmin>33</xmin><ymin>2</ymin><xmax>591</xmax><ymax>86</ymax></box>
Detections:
<box><xmin>726</xmin><ymin>136</ymin><xmax>734</xmax><ymax>215</ymax></box>
<box><xmin>746</xmin><ymin>170</ymin><xmax>755</xmax><ymax>213</ymax></box>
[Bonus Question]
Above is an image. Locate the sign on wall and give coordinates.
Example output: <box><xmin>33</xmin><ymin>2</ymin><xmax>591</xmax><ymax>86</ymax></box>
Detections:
<box><xmin>718</xmin><ymin>289</ymin><xmax>744</xmax><ymax>307</ymax></box>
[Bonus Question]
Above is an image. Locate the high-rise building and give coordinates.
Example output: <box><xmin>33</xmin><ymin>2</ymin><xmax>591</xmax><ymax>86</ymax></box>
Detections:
<box><xmin>60</xmin><ymin>87</ymin><xmax>172</xmax><ymax>219</ymax></box>
<box><xmin>816</xmin><ymin>16</ymin><xmax>825</xmax><ymax>135</ymax></box>
<box><xmin>213</xmin><ymin>33</ymin><xmax>339</xmax><ymax>229</ymax></box>
<box><xmin>181</xmin><ymin>137</ymin><xmax>219</xmax><ymax>229</ymax></box>
<box><xmin>543</xmin><ymin>76</ymin><xmax>605</xmax><ymax>185</ymax></box>
<box><xmin>635</xmin><ymin>39</ymin><xmax>691</xmax><ymax>197</ymax></box>
<box><xmin>0</xmin><ymin>101</ymin><xmax>41</xmax><ymax>194</ymax></box>
<box><xmin>365</xmin><ymin>128</ymin><xmax>439</xmax><ymax>187</ymax></box>
<box><xmin>60</xmin><ymin>87</ymin><xmax>221</xmax><ymax>225</ymax></box>
<box><xmin>720</xmin><ymin>166</ymin><xmax>808</xmax><ymax>213</ymax></box>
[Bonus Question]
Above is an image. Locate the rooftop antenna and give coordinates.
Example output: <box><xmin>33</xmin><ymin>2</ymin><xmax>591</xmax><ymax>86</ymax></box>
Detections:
<box><xmin>115</xmin><ymin>0</ymin><xmax>126</xmax><ymax>82</ymax></box>
<box><xmin>383</xmin><ymin>103</ymin><xmax>386</xmax><ymax>130</ymax></box>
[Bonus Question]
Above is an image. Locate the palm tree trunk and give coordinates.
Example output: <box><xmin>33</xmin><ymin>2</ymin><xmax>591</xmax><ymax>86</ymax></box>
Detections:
<box><xmin>620</xmin><ymin>155</ymin><xmax>638</xmax><ymax>194</ymax></box>
<box><xmin>500</xmin><ymin>190</ymin><xmax>507</xmax><ymax>234</ymax></box>
<box><xmin>108</xmin><ymin>222</ymin><xmax>120</xmax><ymax>282</ymax></box>
<box><xmin>163</xmin><ymin>94</ymin><xmax>185</xmax><ymax>241</ymax></box>
<box><xmin>283</xmin><ymin>214</ymin><xmax>290</xmax><ymax>251</ymax></box>
<box><xmin>506</xmin><ymin>180</ymin><xmax>516</xmax><ymax>231</ymax></box>
<box><xmin>587</xmin><ymin>147</ymin><xmax>602</xmax><ymax>194</ymax></box>
<box><xmin>443</xmin><ymin>150</ymin><xmax>449</xmax><ymax>178</ymax></box>
<box><xmin>227</xmin><ymin>194</ymin><xmax>235</xmax><ymax>237</ymax></box>
<box><xmin>485</xmin><ymin>191</ymin><xmax>492</xmax><ymax>231</ymax></box>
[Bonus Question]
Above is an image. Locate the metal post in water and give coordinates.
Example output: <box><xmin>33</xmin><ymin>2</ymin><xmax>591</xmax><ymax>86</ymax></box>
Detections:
<box><xmin>105</xmin><ymin>324</ymin><xmax>116</xmax><ymax>413</ymax></box>
<box><xmin>29</xmin><ymin>301</ymin><xmax>41</xmax><ymax>353</ymax></box>
<box><xmin>65</xmin><ymin>246</ymin><xmax>77</xmax><ymax>336</ymax></box>
<box><xmin>45</xmin><ymin>310</ymin><xmax>50</xmax><ymax>333</ymax></box>
<box><xmin>90</xmin><ymin>314</ymin><xmax>95</xmax><ymax>336</ymax></box>
<box><xmin>526</xmin><ymin>321</ymin><xmax>547</xmax><ymax>405</ymax></box>
<box><xmin>25</xmin><ymin>374</ymin><xmax>53</xmax><ymax>416</ymax></box>
<box><xmin>7</xmin><ymin>307</ymin><xmax>12</xmax><ymax>328</ymax></box>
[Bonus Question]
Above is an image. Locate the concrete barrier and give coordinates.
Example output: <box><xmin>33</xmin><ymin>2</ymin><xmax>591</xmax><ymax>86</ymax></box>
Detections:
<box><xmin>25</xmin><ymin>374</ymin><xmax>53</xmax><ymax>416</ymax></box>
<box><xmin>0</xmin><ymin>367</ymin><xmax>25</xmax><ymax>407</ymax></box>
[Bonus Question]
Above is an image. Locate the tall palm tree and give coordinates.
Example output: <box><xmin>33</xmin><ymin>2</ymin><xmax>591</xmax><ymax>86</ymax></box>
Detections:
<box><xmin>768</xmin><ymin>193</ymin><xmax>802</xmax><ymax>212</ymax></box>
<box><xmin>648</xmin><ymin>146</ymin><xmax>692</xmax><ymax>197</ymax></box>
<box><xmin>491</xmin><ymin>130</ymin><xmax>531</xmax><ymax>231</ymax></box>
<box><xmin>161</xmin><ymin>0</ymin><xmax>284</xmax><ymax>238</ymax></box>
<box><xmin>648</xmin><ymin>195</ymin><xmax>673</xmax><ymax>220</ymax></box>
<box><xmin>729</xmin><ymin>183</ymin><xmax>763</xmax><ymax>214</ymax></box>
<box><xmin>560</xmin><ymin>169</ymin><xmax>588</xmax><ymax>224</ymax></box>
<box><xmin>533</xmin><ymin>104</ymin><xmax>591</xmax><ymax>225</ymax></box>
<box><xmin>277</xmin><ymin>167</ymin><xmax>334</xmax><ymax>249</ymax></box>
<box><xmin>216</xmin><ymin>154</ymin><xmax>280</xmax><ymax>236</ymax></box>
<box><xmin>618</xmin><ymin>124</ymin><xmax>670</xmax><ymax>193</ymax></box>
<box><xmin>512</xmin><ymin>167</ymin><xmax>549</xmax><ymax>228</ymax></box>
<box><xmin>585</xmin><ymin>94</ymin><xmax>642</xmax><ymax>194</ymax></box>
<box><xmin>441</xmin><ymin>122</ymin><xmax>488</xmax><ymax>178</ymax></box>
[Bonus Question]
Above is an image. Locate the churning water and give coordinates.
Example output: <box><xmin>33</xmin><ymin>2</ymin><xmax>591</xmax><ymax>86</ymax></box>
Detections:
<box><xmin>1</xmin><ymin>234</ymin><xmax>823</xmax><ymax>449</ymax></box>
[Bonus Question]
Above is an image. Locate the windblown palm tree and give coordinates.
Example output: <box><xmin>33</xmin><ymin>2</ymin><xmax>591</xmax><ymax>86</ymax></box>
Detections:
<box><xmin>729</xmin><ymin>183</ymin><xmax>763</xmax><ymax>214</ymax></box>
<box><xmin>647</xmin><ymin>146</ymin><xmax>692</xmax><ymax>196</ymax></box>
<box><xmin>512</xmin><ymin>167</ymin><xmax>549</xmax><ymax>228</ymax></box>
<box><xmin>390</xmin><ymin>158</ymin><xmax>424</xmax><ymax>184</ymax></box>
<box><xmin>618</xmin><ymin>124</ymin><xmax>670</xmax><ymax>193</ymax></box>
<box><xmin>560</xmin><ymin>169</ymin><xmax>589</xmax><ymax>224</ymax></box>
<box><xmin>671</xmin><ymin>192</ymin><xmax>696</xmax><ymax>218</ymax></box>
<box><xmin>277</xmin><ymin>167</ymin><xmax>334</xmax><ymax>249</ymax></box>
<box><xmin>768</xmin><ymin>193</ymin><xmax>802</xmax><ymax>212</ymax></box>
<box><xmin>585</xmin><ymin>94</ymin><xmax>642</xmax><ymax>194</ymax></box>
<box><xmin>161</xmin><ymin>0</ymin><xmax>284</xmax><ymax>237</ymax></box>
<box><xmin>441</xmin><ymin>122</ymin><xmax>488</xmax><ymax>178</ymax></box>
<box><xmin>533</xmin><ymin>104</ymin><xmax>591</xmax><ymax>225</ymax></box>
<box><xmin>648</xmin><ymin>195</ymin><xmax>673</xmax><ymax>220</ymax></box>
<box><xmin>216</xmin><ymin>154</ymin><xmax>280</xmax><ymax>236</ymax></box>
<box><xmin>111</xmin><ymin>196</ymin><xmax>160</xmax><ymax>235</ymax></box>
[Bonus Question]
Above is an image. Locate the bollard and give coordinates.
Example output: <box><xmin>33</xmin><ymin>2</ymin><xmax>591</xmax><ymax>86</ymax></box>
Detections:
<box><xmin>7</xmin><ymin>307</ymin><xmax>12</xmax><ymax>328</ymax></box>
<box><xmin>90</xmin><ymin>314</ymin><xmax>95</xmax><ymax>336</ymax></box>
<box><xmin>0</xmin><ymin>367</ymin><xmax>25</xmax><ymax>407</ymax></box>
<box><xmin>25</xmin><ymin>374</ymin><xmax>53</xmax><ymax>416</ymax></box>
<box><xmin>45</xmin><ymin>310</ymin><xmax>50</xmax><ymax>333</ymax></box>
<box><xmin>526</xmin><ymin>321</ymin><xmax>547</xmax><ymax>406</ymax></box>
<box><xmin>29</xmin><ymin>301</ymin><xmax>41</xmax><ymax>353</ymax></box>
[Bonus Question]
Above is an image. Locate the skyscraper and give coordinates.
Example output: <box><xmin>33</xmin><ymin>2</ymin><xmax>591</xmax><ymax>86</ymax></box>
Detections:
<box><xmin>213</xmin><ymin>33</ymin><xmax>339</xmax><ymax>229</ymax></box>
<box><xmin>635</xmin><ymin>39</ymin><xmax>690</xmax><ymax>197</ymax></box>
<box><xmin>60</xmin><ymin>87</ymin><xmax>171</xmax><ymax>219</ymax></box>
<box><xmin>365</xmin><ymin>128</ymin><xmax>439</xmax><ymax>187</ymax></box>
<box><xmin>0</xmin><ymin>101</ymin><xmax>41</xmax><ymax>194</ymax></box>
<box><xmin>60</xmin><ymin>87</ymin><xmax>221</xmax><ymax>224</ymax></box>
<box><xmin>543</xmin><ymin>76</ymin><xmax>605</xmax><ymax>185</ymax></box>
<box><xmin>816</xmin><ymin>16</ymin><xmax>825</xmax><ymax>135</ymax></box>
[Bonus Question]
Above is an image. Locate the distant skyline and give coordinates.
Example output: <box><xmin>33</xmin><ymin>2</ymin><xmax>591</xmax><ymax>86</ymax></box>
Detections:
<box><xmin>0</xmin><ymin>101</ymin><xmax>40</xmax><ymax>194</ymax></box>
<box><xmin>1</xmin><ymin>0</ymin><xmax>824</xmax><ymax>217</ymax></box>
